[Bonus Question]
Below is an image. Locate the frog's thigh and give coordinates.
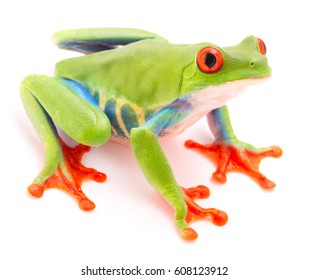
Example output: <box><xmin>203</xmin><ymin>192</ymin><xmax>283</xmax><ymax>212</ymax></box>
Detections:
<box><xmin>21</xmin><ymin>74</ymin><xmax>111</xmax><ymax>146</ymax></box>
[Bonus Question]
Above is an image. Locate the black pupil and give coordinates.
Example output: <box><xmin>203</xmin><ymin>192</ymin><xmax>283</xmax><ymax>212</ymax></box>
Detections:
<box><xmin>205</xmin><ymin>53</ymin><xmax>217</xmax><ymax>68</ymax></box>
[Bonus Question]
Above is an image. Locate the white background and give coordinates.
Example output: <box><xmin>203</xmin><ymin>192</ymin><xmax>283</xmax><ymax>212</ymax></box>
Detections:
<box><xmin>1</xmin><ymin>0</ymin><xmax>308</xmax><ymax>279</ymax></box>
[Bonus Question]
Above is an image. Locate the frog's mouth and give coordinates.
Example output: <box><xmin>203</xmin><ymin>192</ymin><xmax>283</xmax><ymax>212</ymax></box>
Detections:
<box><xmin>192</xmin><ymin>75</ymin><xmax>271</xmax><ymax>113</ymax></box>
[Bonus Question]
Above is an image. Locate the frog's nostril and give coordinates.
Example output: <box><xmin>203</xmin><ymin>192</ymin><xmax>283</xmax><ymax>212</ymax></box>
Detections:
<box><xmin>250</xmin><ymin>61</ymin><xmax>256</xmax><ymax>67</ymax></box>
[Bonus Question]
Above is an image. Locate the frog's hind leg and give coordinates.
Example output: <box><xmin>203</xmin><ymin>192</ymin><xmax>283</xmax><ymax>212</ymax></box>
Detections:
<box><xmin>54</xmin><ymin>28</ymin><xmax>167</xmax><ymax>54</ymax></box>
<box><xmin>130</xmin><ymin>128</ymin><xmax>228</xmax><ymax>240</ymax></box>
<box><xmin>20</xmin><ymin>75</ymin><xmax>111</xmax><ymax>210</ymax></box>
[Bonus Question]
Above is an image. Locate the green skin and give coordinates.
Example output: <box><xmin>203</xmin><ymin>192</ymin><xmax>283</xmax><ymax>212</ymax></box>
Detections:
<box><xmin>21</xmin><ymin>28</ymin><xmax>280</xmax><ymax>239</ymax></box>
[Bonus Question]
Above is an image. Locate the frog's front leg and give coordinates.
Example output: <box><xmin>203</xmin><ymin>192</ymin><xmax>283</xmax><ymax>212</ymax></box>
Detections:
<box><xmin>130</xmin><ymin>127</ymin><xmax>227</xmax><ymax>240</ymax></box>
<box><xmin>185</xmin><ymin>105</ymin><xmax>282</xmax><ymax>188</ymax></box>
<box><xmin>21</xmin><ymin>75</ymin><xmax>111</xmax><ymax>210</ymax></box>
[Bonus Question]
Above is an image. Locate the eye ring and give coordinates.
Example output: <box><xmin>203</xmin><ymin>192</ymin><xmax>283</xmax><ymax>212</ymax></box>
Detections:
<box><xmin>196</xmin><ymin>47</ymin><xmax>224</xmax><ymax>73</ymax></box>
<box><xmin>257</xmin><ymin>38</ymin><xmax>267</xmax><ymax>55</ymax></box>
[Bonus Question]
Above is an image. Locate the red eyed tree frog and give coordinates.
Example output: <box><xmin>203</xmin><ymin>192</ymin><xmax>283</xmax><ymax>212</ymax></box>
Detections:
<box><xmin>21</xmin><ymin>28</ymin><xmax>282</xmax><ymax>240</ymax></box>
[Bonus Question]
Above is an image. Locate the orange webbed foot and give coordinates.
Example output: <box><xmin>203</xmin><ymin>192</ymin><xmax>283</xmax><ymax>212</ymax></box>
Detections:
<box><xmin>185</xmin><ymin>139</ymin><xmax>282</xmax><ymax>189</ymax></box>
<box><xmin>28</xmin><ymin>138</ymin><xmax>106</xmax><ymax>211</ymax></box>
<box><xmin>180</xmin><ymin>185</ymin><xmax>228</xmax><ymax>240</ymax></box>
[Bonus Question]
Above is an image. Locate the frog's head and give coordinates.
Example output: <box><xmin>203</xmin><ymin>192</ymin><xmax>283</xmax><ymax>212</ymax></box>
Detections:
<box><xmin>181</xmin><ymin>36</ymin><xmax>271</xmax><ymax>99</ymax></box>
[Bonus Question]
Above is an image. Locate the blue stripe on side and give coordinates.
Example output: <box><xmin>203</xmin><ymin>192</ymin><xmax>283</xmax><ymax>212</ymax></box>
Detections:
<box><xmin>104</xmin><ymin>99</ymin><xmax>126</xmax><ymax>138</ymax></box>
<box><xmin>144</xmin><ymin>98</ymin><xmax>192</xmax><ymax>135</ymax></box>
<box><xmin>121</xmin><ymin>104</ymin><xmax>139</xmax><ymax>132</ymax></box>
<box><xmin>60</xmin><ymin>78</ymin><xmax>99</xmax><ymax>107</ymax></box>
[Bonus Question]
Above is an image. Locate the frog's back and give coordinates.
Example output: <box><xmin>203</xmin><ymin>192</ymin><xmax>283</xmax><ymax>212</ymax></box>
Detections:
<box><xmin>55</xmin><ymin>39</ymin><xmax>197</xmax><ymax>109</ymax></box>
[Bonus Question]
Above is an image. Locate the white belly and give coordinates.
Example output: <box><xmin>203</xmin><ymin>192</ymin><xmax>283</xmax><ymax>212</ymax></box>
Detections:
<box><xmin>160</xmin><ymin>77</ymin><xmax>269</xmax><ymax>139</ymax></box>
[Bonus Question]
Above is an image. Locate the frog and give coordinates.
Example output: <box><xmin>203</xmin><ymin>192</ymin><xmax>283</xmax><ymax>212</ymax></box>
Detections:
<box><xmin>20</xmin><ymin>28</ymin><xmax>282</xmax><ymax>240</ymax></box>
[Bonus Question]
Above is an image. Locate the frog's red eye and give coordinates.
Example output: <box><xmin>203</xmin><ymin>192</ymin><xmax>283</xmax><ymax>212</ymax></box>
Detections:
<box><xmin>257</xmin><ymin>38</ymin><xmax>266</xmax><ymax>55</ymax></box>
<box><xmin>196</xmin><ymin>47</ymin><xmax>223</xmax><ymax>73</ymax></box>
